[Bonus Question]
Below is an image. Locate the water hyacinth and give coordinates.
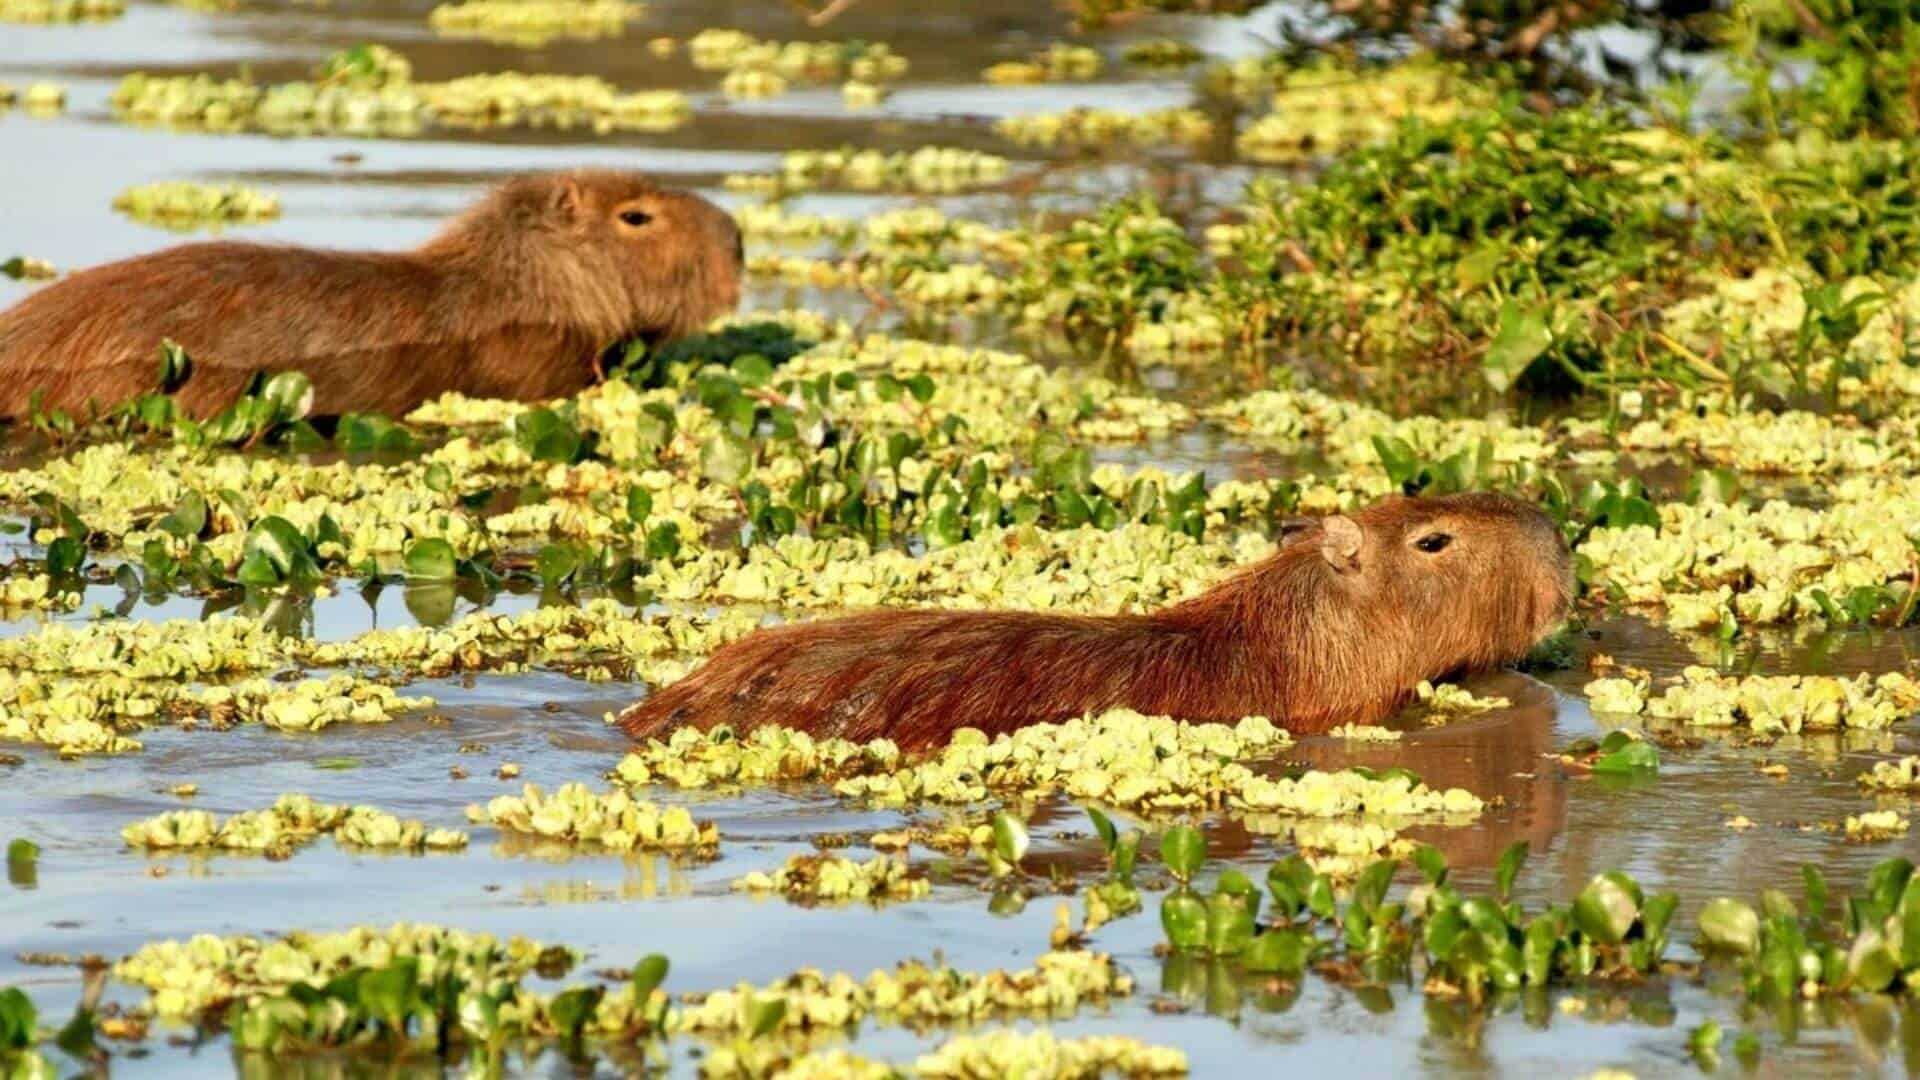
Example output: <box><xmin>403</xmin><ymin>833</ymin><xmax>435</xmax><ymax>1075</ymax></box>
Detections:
<box><xmin>112</xmin><ymin>182</ymin><xmax>281</xmax><ymax>230</ymax></box>
<box><xmin>121</xmin><ymin>795</ymin><xmax>463</xmax><ymax>856</ymax></box>
<box><xmin>1844</xmin><ymin>811</ymin><xmax>1910</xmax><ymax>841</ymax></box>
<box><xmin>1857</xmin><ymin>756</ymin><xmax>1920</xmax><ymax>791</ymax></box>
<box><xmin>620</xmin><ymin>709</ymin><xmax>1297</xmax><ymax>811</ymax></box>
<box><xmin>1584</xmin><ymin>667</ymin><xmax>1920</xmax><ymax>733</ymax></box>
<box><xmin>427</xmin><ymin>0</ymin><xmax>645</xmax><ymax>45</ymax></box>
<box><xmin>1236</xmin><ymin>58</ymin><xmax>1490</xmax><ymax>163</ymax></box>
<box><xmin>730</xmin><ymin>147</ymin><xmax>1010</xmax><ymax>196</ymax></box>
<box><xmin>1227</xmin><ymin>766</ymin><xmax>1484</xmax><ymax>818</ymax></box>
<box><xmin>0</xmin><ymin>0</ymin><xmax>121</xmax><ymax>21</ymax></box>
<box><xmin>995</xmin><ymin>107</ymin><xmax>1213</xmax><ymax>151</ymax></box>
<box><xmin>468</xmin><ymin>782</ymin><xmax>718</xmax><ymax>854</ymax></box>
<box><xmin>731</xmin><ymin>853</ymin><xmax>929</xmax><ymax>904</ymax></box>
<box><xmin>114</xmin><ymin>924</ymin><xmax>573</xmax><ymax>1019</ymax></box>
<box><xmin>667</xmin><ymin>949</ymin><xmax>1131</xmax><ymax>1036</ymax></box>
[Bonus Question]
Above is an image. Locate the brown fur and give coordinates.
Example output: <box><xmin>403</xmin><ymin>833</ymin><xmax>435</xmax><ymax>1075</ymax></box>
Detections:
<box><xmin>617</xmin><ymin>492</ymin><xmax>1574</xmax><ymax>751</ymax></box>
<box><xmin>0</xmin><ymin>169</ymin><xmax>743</xmax><ymax>419</ymax></box>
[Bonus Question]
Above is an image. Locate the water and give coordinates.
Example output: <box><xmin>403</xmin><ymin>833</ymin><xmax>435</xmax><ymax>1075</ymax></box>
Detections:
<box><xmin>4</xmin><ymin>2</ymin><xmax>1920</xmax><ymax>1076</ymax></box>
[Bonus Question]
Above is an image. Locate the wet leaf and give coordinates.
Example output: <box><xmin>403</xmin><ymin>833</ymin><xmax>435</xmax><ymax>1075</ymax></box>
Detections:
<box><xmin>1573</xmin><ymin>871</ymin><xmax>1642</xmax><ymax>944</ymax></box>
<box><xmin>155</xmin><ymin>491</ymin><xmax>207</xmax><ymax>539</ymax></box>
<box><xmin>1086</xmin><ymin>806</ymin><xmax>1117</xmax><ymax>853</ymax></box>
<box><xmin>1495</xmin><ymin>841</ymin><xmax>1529</xmax><ymax>901</ymax></box>
<box><xmin>1697</xmin><ymin>897</ymin><xmax>1760</xmax><ymax>954</ymax></box>
<box><xmin>0</xmin><ymin>987</ymin><xmax>36</xmax><ymax>1051</ymax></box>
<box><xmin>1243</xmin><ymin>927</ymin><xmax>1314</xmax><ymax>975</ymax></box>
<box><xmin>1204</xmin><ymin>890</ymin><xmax>1257</xmax><ymax>957</ymax></box>
<box><xmin>1482</xmin><ymin>299</ymin><xmax>1550</xmax><ymax>393</ymax></box>
<box><xmin>261</xmin><ymin>371</ymin><xmax>314</xmax><ymax>421</ymax></box>
<box><xmin>1592</xmin><ymin>738</ymin><xmax>1659</xmax><ymax>774</ymax></box>
<box><xmin>7</xmin><ymin>838</ymin><xmax>38</xmax><ymax>889</ymax></box>
<box><xmin>1159</xmin><ymin>824</ymin><xmax>1205</xmax><ymax>883</ymax></box>
<box><xmin>990</xmin><ymin>811</ymin><xmax>1029</xmax><ymax>871</ymax></box>
<box><xmin>1412</xmin><ymin>844</ymin><xmax>1448</xmax><ymax>885</ymax></box>
<box><xmin>1160</xmin><ymin>889</ymin><xmax>1206</xmax><ymax>951</ymax></box>
<box><xmin>631</xmin><ymin>954</ymin><xmax>669</xmax><ymax>1001</ymax></box>
<box><xmin>404</xmin><ymin>538</ymin><xmax>459</xmax><ymax>582</ymax></box>
<box><xmin>744</xmin><ymin>994</ymin><xmax>786</xmax><ymax>1039</ymax></box>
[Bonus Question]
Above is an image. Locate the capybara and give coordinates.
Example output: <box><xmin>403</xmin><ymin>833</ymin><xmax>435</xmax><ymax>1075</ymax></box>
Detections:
<box><xmin>0</xmin><ymin>169</ymin><xmax>744</xmax><ymax>419</ymax></box>
<box><xmin>618</xmin><ymin>492</ymin><xmax>1574</xmax><ymax>751</ymax></box>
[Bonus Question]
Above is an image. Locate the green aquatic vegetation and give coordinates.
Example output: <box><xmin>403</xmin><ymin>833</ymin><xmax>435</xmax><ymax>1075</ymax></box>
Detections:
<box><xmin>115</xmin><ymin>923</ymin><xmax>576</xmax><ymax>1020</ymax></box>
<box><xmin>1122</xmin><ymin>38</ymin><xmax>1205</xmax><ymax>68</ymax></box>
<box><xmin>427</xmin><ymin>0</ymin><xmax>644</xmax><ymax>46</ymax></box>
<box><xmin>1008</xmin><ymin>197</ymin><xmax>1203</xmax><ymax>356</ymax></box>
<box><xmin>995</xmin><ymin>107</ymin><xmax>1213</xmax><ymax>152</ymax></box>
<box><xmin>111</xmin><ymin>182</ymin><xmax>280</xmax><ymax>231</ymax></box>
<box><xmin>981</xmin><ymin>44</ymin><xmax>1103</xmax><ymax>84</ymax></box>
<box><xmin>687</xmin><ymin>29</ymin><xmax>907</xmax><ymax>83</ymax></box>
<box><xmin>1</xmin><ymin>255</ymin><xmax>57</xmax><ymax>281</ymax></box>
<box><xmin>1858</xmin><ymin>755</ymin><xmax>1920</xmax><ymax>792</ymax></box>
<box><xmin>0</xmin><ymin>0</ymin><xmax>120</xmax><ymax>20</ymax></box>
<box><xmin>120</xmin><ymin>794</ymin><xmax>466</xmax><ymax>857</ymax></box>
<box><xmin>6</xmin><ymin>838</ymin><xmax>37</xmax><ymax>888</ymax></box>
<box><xmin>668</xmin><ymin>949</ymin><xmax>1132</xmax><ymax>1037</ymax></box>
<box><xmin>730</xmin><ymin>853</ymin><xmax>929</xmax><ymax>904</ymax></box>
<box><xmin>1157</xmin><ymin>841</ymin><xmax>1679</xmax><ymax>1002</ymax></box>
<box><xmin>724</xmin><ymin>147</ymin><xmax>1010</xmax><ymax>197</ymax></box>
<box><xmin>1234</xmin><ymin>57</ymin><xmax>1496</xmax><ymax>165</ymax></box>
<box><xmin>467</xmin><ymin>782</ymin><xmax>718</xmax><ymax>855</ymax></box>
<box><xmin>758</xmin><ymin>1031</ymin><xmax>1189</xmax><ymax>1080</ymax></box>
<box><xmin>109</xmin><ymin>46</ymin><xmax>690</xmax><ymax>137</ymax></box>
<box><xmin>1698</xmin><ymin>857</ymin><xmax>1920</xmax><ymax>999</ymax></box>
<box><xmin>1585</xmin><ymin>666</ymin><xmax>1920</xmax><ymax>733</ymax></box>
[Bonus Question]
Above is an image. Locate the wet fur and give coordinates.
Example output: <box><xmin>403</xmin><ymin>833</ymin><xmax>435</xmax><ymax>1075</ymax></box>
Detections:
<box><xmin>619</xmin><ymin>492</ymin><xmax>1575</xmax><ymax>751</ymax></box>
<box><xmin>0</xmin><ymin>169</ymin><xmax>743</xmax><ymax>419</ymax></box>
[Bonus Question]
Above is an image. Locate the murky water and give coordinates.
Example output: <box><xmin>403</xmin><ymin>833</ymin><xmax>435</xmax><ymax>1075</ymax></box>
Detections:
<box><xmin>5</xmin><ymin>3</ymin><xmax>1920</xmax><ymax>1077</ymax></box>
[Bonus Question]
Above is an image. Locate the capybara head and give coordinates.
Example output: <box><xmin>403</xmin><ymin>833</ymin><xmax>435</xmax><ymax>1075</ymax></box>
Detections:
<box><xmin>1306</xmin><ymin>491</ymin><xmax>1573</xmax><ymax>676</ymax></box>
<box><xmin>448</xmin><ymin>169</ymin><xmax>743</xmax><ymax>347</ymax></box>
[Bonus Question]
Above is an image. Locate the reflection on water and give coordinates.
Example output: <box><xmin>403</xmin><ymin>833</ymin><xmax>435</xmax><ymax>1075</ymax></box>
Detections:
<box><xmin>6</xmin><ymin>0</ymin><xmax>1920</xmax><ymax>1076</ymax></box>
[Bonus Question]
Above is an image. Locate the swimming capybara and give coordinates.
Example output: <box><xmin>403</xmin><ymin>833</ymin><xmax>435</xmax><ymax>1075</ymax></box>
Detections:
<box><xmin>617</xmin><ymin>492</ymin><xmax>1574</xmax><ymax>751</ymax></box>
<box><xmin>0</xmin><ymin>169</ymin><xmax>744</xmax><ymax>419</ymax></box>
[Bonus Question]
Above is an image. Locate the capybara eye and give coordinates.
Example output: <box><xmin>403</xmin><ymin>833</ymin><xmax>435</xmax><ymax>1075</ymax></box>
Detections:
<box><xmin>619</xmin><ymin>209</ymin><xmax>653</xmax><ymax>227</ymax></box>
<box><xmin>1414</xmin><ymin>532</ymin><xmax>1452</xmax><ymax>553</ymax></box>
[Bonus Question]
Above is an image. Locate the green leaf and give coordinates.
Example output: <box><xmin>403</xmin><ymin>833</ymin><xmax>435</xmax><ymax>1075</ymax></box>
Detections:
<box><xmin>1802</xmin><ymin>864</ymin><xmax>1829</xmax><ymax>917</ymax></box>
<box><xmin>511</xmin><ymin>407</ymin><xmax>584</xmax><ymax>463</ymax></box>
<box><xmin>1482</xmin><ymin>298</ymin><xmax>1551</xmax><ymax>393</ymax></box>
<box><xmin>1243</xmin><ymin>928</ymin><xmax>1314</xmax><ymax>975</ymax></box>
<box><xmin>1351</xmin><ymin>858</ymin><xmax>1399</xmax><ymax>914</ymax></box>
<box><xmin>1573</xmin><ymin>871</ymin><xmax>1643</xmax><ymax>945</ymax></box>
<box><xmin>357</xmin><ymin>957</ymin><xmax>419</xmax><ymax>1029</ymax></box>
<box><xmin>243</xmin><ymin>516</ymin><xmax>318</xmax><ymax>585</ymax></box>
<box><xmin>1697</xmin><ymin>897</ymin><xmax>1760</xmax><ymax>954</ymax></box>
<box><xmin>234</xmin><ymin>549</ymin><xmax>281</xmax><ymax>587</ymax></box>
<box><xmin>1424</xmin><ymin>907</ymin><xmax>1468</xmax><ymax>961</ymax></box>
<box><xmin>1159</xmin><ymin>824</ymin><xmax>1205</xmax><ymax>884</ymax></box>
<box><xmin>1204</xmin><ymin>890</ymin><xmax>1258</xmax><ymax>957</ymax></box>
<box><xmin>44</xmin><ymin>536</ymin><xmax>84</xmax><ymax>579</ymax></box>
<box><xmin>744</xmin><ymin>994</ymin><xmax>786</xmax><ymax>1040</ymax></box>
<box><xmin>1494</xmin><ymin>841</ymin><xmax>1529</xmax><ymax>901</ymax></box>
<box><xmin>631</xmin><ymin>954</ymin><xmax>669</xmax><ymax>1001</ymax></box>
<box><xmin>535</xmin><ymin>543</ymin><xmax>580</xmax><ymax>589</ymax></box>
<box><xmin>1686</xmin><ymin>468</ymin><xmax>1741</xmax><ymax>506</ymax></box>
<box><xmin>7</xmin><ymin>838</ymin><xmax>39</xmax><ymax>889</ymax></box>
<box><xmin>156</xmin><ymin>491</ymin><xmax>208</xmax><ymax>539</ymax></box>
<box><xmin>990</xmin><ymin>811</ymin><xmax>1029</xmax><ymax>870</ymax></box>
<box><xmin>626</xmin><ymin>487</ymin><xmax>653</xmax><ymax>523</ymax></box>
<box><xmin>1086</xmin><ymin>806</ymin><xmax>1117</xmax><ymax>854</ymax></box>
<box><xmin>404</xmin><ymin>538</ymin><xmax>459</xmax><ymax>582</ymax></box>
<box><xmin>0</xmin><ymin>987</ymin><xmax>38</xmax><ymax>1051</ymax></box>
<box><xmin>700</xmin><ymin>430</ymin><xmax>754</xmax><ymax>485</ymax></box>
<box><xmin>157</xmin><ymin>339</ymin><xmax>194</xmax><ymax>391</ymax></box>
<box><xmin>1111</xmin><ymin>830</ymin><xmax>1140</xmax><ymax>882</ymax></box>
<box><xmin>312</xmin><ymin>758</ymin><xmax>363</xmax><ymax>771</ymax></box>
<box><xmin>1592</xmin><ymin>738</ymin><xmax>1659</xmax><ymax>774</ymax></box>
<box><xmin>1159</xmin><ymin>889</ymin><xmax>1206</xmax><ymax>951</ymax></box>
<box><xmin>1412</xmin><ymin>844</ymin><xmax>1448</xmax><ymax>885</ymax></box>
<box><xmin>260</xmin><ymin>371</ymin><xmax>314</xmax><ymax>421</ymax></box>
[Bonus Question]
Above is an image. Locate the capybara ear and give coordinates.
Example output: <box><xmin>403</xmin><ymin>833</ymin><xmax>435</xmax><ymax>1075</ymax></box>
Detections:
<box><xmin>1320</xmin><ymin>515</ymin><xmax>1363</xmax><ymax>573</ymax></box>
<box><xmin>551</xmin><ymin>176</ymin><xmax>586</xmax><ymax>220</ymax></box>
